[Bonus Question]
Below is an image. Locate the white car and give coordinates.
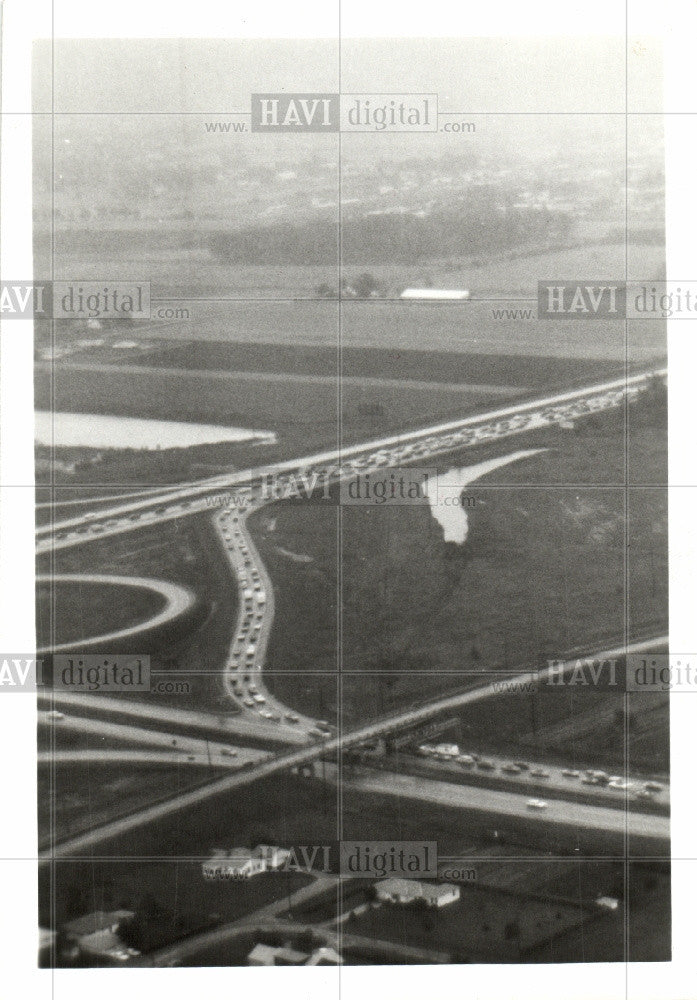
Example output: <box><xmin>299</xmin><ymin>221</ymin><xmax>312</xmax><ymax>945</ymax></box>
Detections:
<box><xmin>220</xmin><ymin>748</ymin><xmax>238</xmax><ymax>757</ymax></box>
<box><xmin>253</xmin><ymin>693</ymin><xmax>266</xmax><ymax>704</ymax></box>
<box><xmin>526</xmin><ymin>798</ymin><xmax>548</xmax><ymax>810</ymax></box>
<box><xmin>46</xmin><ymin>710</ymin><xmax>65</xmax><ymax>721</ymax></box>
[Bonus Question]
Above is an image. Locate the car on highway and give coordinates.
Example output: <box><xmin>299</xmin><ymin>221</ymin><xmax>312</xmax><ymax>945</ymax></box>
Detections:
<box><xmin>476</xmin><ymin>759</ymin><xmax>495</xmax><ymax>771</ymax></box>
<box><xmin>248</xmin><ymin>684</ymin><xmax>258</xmax><ymax>693</ymax></box>
<box><xmin>187</xmin><ymin>754</ymin><xmax>196</xmax><ymax>761</ymax></box>
<box><xmin>644</xmin><ymin>781</ymin><xmax>664</xmax><ymax>793</ymax></box>
<box><xmin>562</xmin><ymin>769</ymin><xmax>580</xmax><ymax>778</ymax></box>
<box><xmin>513</xmin><ymin>761</ymin><xmax>530</xmax><ymax>770</ymax></box>
<box><xmin>220</xmin><ymin>747</ymin><xmax>238</xmax><ymax>757</ymax></box>
<box><xmin>501</xmin><ymin>763</ymin><xmax>522</xmax><ymax>775</ymax></box>
<box><xmin>285</xmin><ymin>713</ymin><xmax>299</xmax><ymax>723</ymax></box>
<box><xmin>456</xmin><ymin>754</ymin><xmax>476</xmax><ymax>766</ymax></box>
<box><xmin>530</xmin><ymin>767</ymin><xmax>550</xmax><ymax>779</ymax></box>
<box><xmin>243</xmin><ymin>697</ymin><xmax>256</xmax><ymax>708</ymax></box>
<box><xmin>253</xmin><ymin>694</ymin><xmax>266</xmax><ymax>704</ymax></box>
<box><xmin>46</xmin><ymin>710</ymin><xmax>65</xmax><ymax>721</ymax></box>
<box><xmin>315</xmin><ymin>720</ymin><xmax>333</xmax><ymax>733</ymax></box>
<box><xmin>608</xmin><ymin>778</ymin><xmax>631</xmax><ymax>790</ymax></box>
<box><xmin>526</xmin><ymin>798</ymin><xmax>548</xmax><ymax>810</ymax></box>
<box><xmin>636</xmin><ymin>789</ymin><xmax>655</xmax><ymax>800</ymax></box>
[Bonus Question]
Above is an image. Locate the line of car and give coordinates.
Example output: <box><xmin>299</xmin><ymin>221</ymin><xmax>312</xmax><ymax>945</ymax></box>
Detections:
<box><xmin>218</xmin><ymin>506</ymin><xmax>306</xmax><ymax>730</ymax></box>
<box><xmin>416</xmin><ymin>744</ymin><xmax>665</xmax><ymax>803</ymax></box>
<box><xmin>48</xmin><ymin>381</ymin><xmax>646</xmax><ymax>549</ymax></box>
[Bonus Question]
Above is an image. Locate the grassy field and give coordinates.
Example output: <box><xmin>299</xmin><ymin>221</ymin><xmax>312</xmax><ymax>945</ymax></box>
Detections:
<box><xmin>34</xmin><ymin>323</ymin><xmax>665</xmax><ymax>488</ymax></box>
<box><xmin>40</xmin><ymin>857</ymin><xmax>313</xmax><ymax>949</ymax></box>
<box><xmin>121</xmin><ymin>340</ymin><xmax>626</xmax><ymax>387</ymax></box>
<box><xmin>36</xmin><ymin>580</ymin><xmax>165</xmax><ymax>649</ymax></box>
<box><xmin>38</xmin><ymin>512</ymin><xmax>240</xmax><ymax>712</ymax></box>
<box><xmin>42</xmin><ymin>236</ymin><xmax>664</xmax><ymax>299</ymax></box>
<box><xmin>255</xmin><ymin>399</ymin><xmax>666</xmax><ymax>769</ymax></box>
<box><xmin>339</xmin><ymin>881</ymin><xmax>594</xmax><ymax>962</ymax></box>
<box><xmin>37</xmin><ymin>762</ymin><xmax>220</xmax><ymax>847</ymax></box>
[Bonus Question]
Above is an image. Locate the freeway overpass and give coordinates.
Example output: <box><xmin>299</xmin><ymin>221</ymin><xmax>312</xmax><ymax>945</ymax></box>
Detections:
<box><xmin>39</xmin><ymin>634</ymin><xmax>668</xmax><ymax>860</ymax></box>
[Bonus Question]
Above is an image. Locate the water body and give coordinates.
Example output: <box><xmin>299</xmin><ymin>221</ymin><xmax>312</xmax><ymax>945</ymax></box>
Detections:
<box><xmin>35</xmin><ymin>411</ymin><xmax>276</xmax><ymax>450</ymax></box>
<box><xmin>423</xmin><ymin>449</ymin><xmax>545</xmax><ymax>544</ymax></box>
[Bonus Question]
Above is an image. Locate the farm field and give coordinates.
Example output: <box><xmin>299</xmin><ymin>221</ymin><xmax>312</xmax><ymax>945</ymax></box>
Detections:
<box><xmin>37</xmin><ymin>762</ymin><xmax>219</xmax><ymax>848</ymax></box>
<box><xmin>38</xmin><ymin>233</ymin><xmax>664</xmax><ymax>299</ymax></box>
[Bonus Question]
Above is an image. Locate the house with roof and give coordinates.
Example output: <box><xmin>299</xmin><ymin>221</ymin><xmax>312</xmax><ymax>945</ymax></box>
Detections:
<box><xmin>202</xmin><ymin>845</ymin><xmax>291</xmax><ymax>880</ymax></box>
<box><xmin>374</xmin><ymin>878</ymin><xmax>460</xmax><ymax>908</ymax></box>
<box><xmin>61</xmin><ymin>910</ymin><xmax>139</xmax><ymax>963</ymax></box>
<box><xmin>247</xmin><ymin>943</ymin><xmax>308</xmax><ymax>966</ymax></box>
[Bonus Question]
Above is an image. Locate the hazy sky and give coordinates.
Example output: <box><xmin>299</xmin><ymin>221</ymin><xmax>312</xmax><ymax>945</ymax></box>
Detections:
<box><xmin>34</xmin><ymin>36</ymin><xmax>662</xmax><ymax>115</ymax></box>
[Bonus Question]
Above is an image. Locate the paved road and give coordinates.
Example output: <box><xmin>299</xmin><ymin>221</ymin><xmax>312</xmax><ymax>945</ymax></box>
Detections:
<box><xmin>37</xmin><ymin>369</ymin><xmax>663</xmax><ymax>551</ymax></box>
<box><xmin>40</xmin><ymin>635</ymin><xmax>668</xmax><ymax>860</ymax></box>
<box><xmin>37</xmin><ymin>748</ymin><xmax>269</xmax><ymax>768</ymax></box>
<box><xmin>402</xmin><ymin>747</ymin><xmax>669</xmax><ymax>807</ymax></box>
<box><xmin>327</xmin><ymin>765</ymin><xmax>670</xmax><ymax>843</ymax></box>
<box><xmin>140</xmin><ymin>876</ymin><xmax>449</xmax><ymax>967</ymax></box>
<box><xmin>35</xmin><ymin>572</ymin><xmax>195</xmax><ymax>654</ymax></box>
<box><xmin>213</xmin><ymin>504</ymin><xmax>317</xmax><ymax>735</ymax></box>
<box><xmin>37</xmin><ymin>711</ymin><xmax>271</xmax><ymax>766</ymax></box>
<box><xmin>36</xmin><ymin>689</ymin><xmax>308</xmax><ymax>745</ymax></box>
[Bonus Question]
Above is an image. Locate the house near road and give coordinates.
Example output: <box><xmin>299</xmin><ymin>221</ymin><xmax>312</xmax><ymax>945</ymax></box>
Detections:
<box><xmin>247</xmin><ymin>943</ymin><xmax>308</xmax><ymax>966</ymax></box>
<box><xmin>375</xmin><ymin>878</ymin><xmax>460</xmax><ymax>908</ymax></box>
<box><xmin>61</xmin><ymin>910</ymin><xmax>139</xmax><ymax>963</ymax></box>
<box><xmin>247</xmin><ymin>942</ymin><xmax>341</xmax><ymax>966</ymax></box>
<box><xmin>202</xmin><ymin>844</ymin><xmax>291</xmax><ymax>879</ymax></box>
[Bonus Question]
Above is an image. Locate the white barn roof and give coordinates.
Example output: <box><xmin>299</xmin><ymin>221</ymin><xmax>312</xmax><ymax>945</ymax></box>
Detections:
<box><xmin>400</xmin><ymin>288</ymin><xmax>471</xmax><ymax>300</ymax></box>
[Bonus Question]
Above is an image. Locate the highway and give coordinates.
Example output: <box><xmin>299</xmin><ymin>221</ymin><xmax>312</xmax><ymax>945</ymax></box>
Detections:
<box><xmin>39</xmin><ymin>634</ymin><xmax>668</xmax><ymax>860</ymax></box>
<box><xmin>35</xmin><ymin>690</ymin><xmax>309</xmax><ymax>745</ymax></box>
<box><xmin>37</xmin><ymin>748</ymin><xmax>269</xmax><ymax>769</ymax></box>
<box><xmin>37</xmin><ymin>710</ymin><xmax>271</xmax><ymax>766</ymax></box>
<box><xmin>327</xmin><ymin>765</ymin><xmax>670</xmax><ymax>843</ymax></box>
<box><xmin>213</xmin><ymin>504</ymin><xmax>316</xmax><ymax>734</ymax></box>
<box><xmin>36</xmin><ymin>368</ymin><xmax>663</xmax><ymax>553</ymax></box>
<box><xmin>401</xmin><ymin>747</ymin><xmax>669</xmax><ymax>808</ymax></box>
<box><xmin>35</xmin><ymin>368</ymin><xmax>669</xmax><ymax>862</ymax></box>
